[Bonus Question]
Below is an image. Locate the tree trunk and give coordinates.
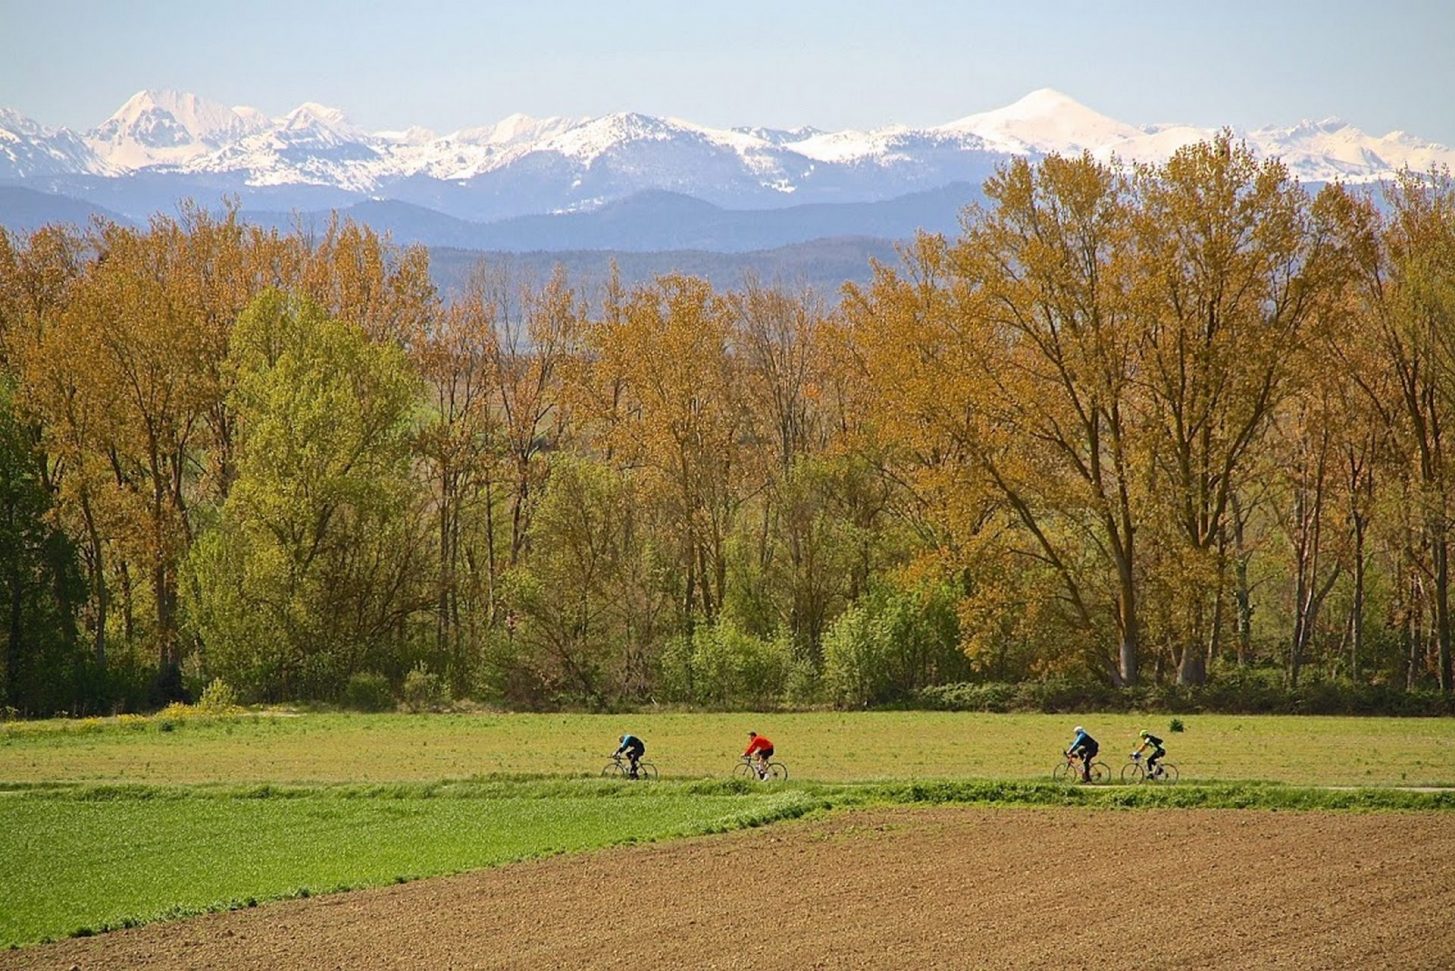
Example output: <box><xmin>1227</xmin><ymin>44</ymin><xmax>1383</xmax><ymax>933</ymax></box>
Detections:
<box><xmin>1436</xmin><ymin>528</ymin><xmax>1454</xmax><ymax>694</ymax></box>
<box><xmin>154</xmin><ymin>556</ymin><xmax>177</xmax><ymax>674</ymax></box>
<box><xmin>1227</xmin><ymin>494</ymin><xmax>1253</xmax><ymax>666</ymax></box>
<box><xmin>1403</xmin><ymin>586</ymin><xmax>1418</xmax><ymax>691</ymax></box>
<box><xmin>81</xmin><ymin>493</ymin><xmax>106</xmax><ymax>668</ymax></box>
<box><xmin>4</xmin><ymin>494</ymin><xmax>21</xmax><ymax>709</ymax></box>
<box><xmin>1207</xmin><ymin>554</ymin><xmax>1226</xmax><ymax>676</ymax></box>
<box><xmin>1115</xmin><ymin>548</ymin><xmax>1138</xmax><ymax>686</ymax></box>
<box><xmin>1347</xmin><ymin>514</ymin><xmax>1366</xmax><ymax>682</ymax></box>
<box><xmin>1177</xmin><ymin>598</ymin><xmax>1207</xmax><ymax>686</ymax></box>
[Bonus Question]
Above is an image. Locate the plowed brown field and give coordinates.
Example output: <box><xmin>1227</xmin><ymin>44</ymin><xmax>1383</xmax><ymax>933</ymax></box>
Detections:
<box><xmin>7</xmin><ymin>807</ymin><xmax>1454</xmax><ymax>970</ymax></box>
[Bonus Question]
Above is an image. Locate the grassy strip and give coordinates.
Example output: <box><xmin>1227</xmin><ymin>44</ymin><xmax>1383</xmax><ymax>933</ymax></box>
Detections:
<box><xmin>864</xmin><ymin>779</ymin><xmax>1455</xmax><ymax>812</ymax></box>
<box><xmin>0</xmin><ymin>781</ymin><xmax>822</xmax><ymax>948</ymax></box>
<box><xmin>13</xmin><ymin>776</ymin><xmax>1452</xmax><ymax>809</ymax></box>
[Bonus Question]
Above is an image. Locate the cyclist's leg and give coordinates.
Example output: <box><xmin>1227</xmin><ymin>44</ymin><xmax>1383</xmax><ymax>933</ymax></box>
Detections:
<box><xmin>1148</xmin><ymin>748</ymin><xmax>1164</xmax><ymax>777</ymax></box>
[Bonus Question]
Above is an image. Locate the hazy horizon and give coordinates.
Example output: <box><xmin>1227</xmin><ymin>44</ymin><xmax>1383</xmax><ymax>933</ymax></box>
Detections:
<box><xmin>2</xmin><ymin>0</ymin><xmax>1453</xmax><ymax>144</ymax></box>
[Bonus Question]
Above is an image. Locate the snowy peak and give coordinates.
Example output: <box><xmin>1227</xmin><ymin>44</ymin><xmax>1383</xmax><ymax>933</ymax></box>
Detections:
<box><xmin>376</xmin><ymin>125</ymin><xmax>437</xmax><ymax>146</ymax></box>
<box><xmin>86</xmin><ymin>89</ymin><xmax>268</xmax><ymax>167</ymax></box>
<box><xmin>281</xmin><ymin>102</ymin><xmax>361</xmax><ymax>139</ymax></box>
<box><xmin>4</xmin><ymin>87</ymin><xmax>1455</xmax><ymax>220</ymax></box>
<box><xmin>0</xmin><ymin>107</ymin><xmax>107</xmax><ymax>178</ymax></box>
<box><xmin>938</xmin><ymin>87</ymin><xmax>1144</xmax><ymax>154</ymax></box>
<box><xmin>733</xmin><ymin>125</ymin><xmax>825</xmax><ymax>145</ymax></box>
<box><xmin>452</xmin><ymin>113</ymin><xmax>582</xmax><ymax>147</ymax></box>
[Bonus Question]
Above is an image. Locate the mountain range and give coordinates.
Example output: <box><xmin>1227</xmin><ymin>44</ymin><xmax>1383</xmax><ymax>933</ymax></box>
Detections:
<box><xmin>3</xmin><ymin>87</ymin><xmax>1451</xmax><ymax>252</ymax></box>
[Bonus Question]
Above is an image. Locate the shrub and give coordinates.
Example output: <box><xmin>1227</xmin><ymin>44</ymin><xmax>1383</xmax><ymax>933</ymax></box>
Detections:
<box><xmin>822</xmin><ymin>601</ymin><xmax>885</xmax><ymax>707</ymax></box>
<box><xmin>656</xmin><ymin>633</ymin><xmax>696</xmax><ymax>703</ymax></box>
<box><xmin>784</xmin><ymin>653</ymin><xmax>823</xmax><ymax>706</ymax></box>
<box><xmin>914</xmin><ymin>675</ymin><xmax>1455</xmax><ymax>716</ymax></box>
<box><xmin>1169</xmin><ymin>717</ymin><xmax>1185</xmax><ymax>733</ymax></box>
<box><xmin>688</xmin><ymin>620</ymin><xmax>794</xmax><ymax>708</ymax></box>
<box><xmin>344</xmin><ymin>671</ymin><xmax>394</xmax><ymax>712</ymax></box>
<box><xmin>401</xmin><ymin>662</ymin><xmax>448</xmax><ymax>713</ymax></box>
<box><xmin>824</xmin><ymin>584</ymin><xmax>967</xmax><ymax>707</ymax></box>
<box><xmin>196</xmin><ymin>678</ymin><xmax>241</xmax><ymax>714</ymax></box>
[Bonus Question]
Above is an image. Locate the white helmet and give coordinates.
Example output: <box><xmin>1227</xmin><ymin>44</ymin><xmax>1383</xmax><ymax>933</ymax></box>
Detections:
<box><xmin>1074</xmin><ymin>726</ymin><xmax>1084</xmax><ymax>734</ymax></box>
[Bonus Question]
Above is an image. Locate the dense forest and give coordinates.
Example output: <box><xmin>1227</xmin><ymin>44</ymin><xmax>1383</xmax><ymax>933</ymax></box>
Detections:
<box><xmin>2</xmin><ymin>136</ymin><xmax>1453</xmax><ymax>715</ymax></box>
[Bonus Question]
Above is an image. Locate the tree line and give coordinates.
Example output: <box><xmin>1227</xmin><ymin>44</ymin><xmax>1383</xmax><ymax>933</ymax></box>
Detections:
<box><xmin>2</xmin><ymin>135</ymin><xmax>1453</xmax><ymax>714</ymax></box>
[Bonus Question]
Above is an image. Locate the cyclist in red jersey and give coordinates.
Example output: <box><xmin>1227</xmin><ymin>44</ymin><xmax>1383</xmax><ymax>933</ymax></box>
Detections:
<box><xmin>744</xmin><ymin>731</ymin><xmax>774</xmax><ymax>779</ymax></box>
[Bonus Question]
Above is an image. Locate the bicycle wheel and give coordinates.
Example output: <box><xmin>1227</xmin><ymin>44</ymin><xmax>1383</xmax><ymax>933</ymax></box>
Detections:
<box><xmin>733</xmin><ymin>761</ymin><xmax>756</xmax><ymax>780</ymax></box>
<box><xmin>637</xmin><ymin>761</ymin><xmax>659</xmax><ymax>781</ymax></box>
<box><xmin>602</xmin><ymin>760</ymin><xmax>627</xmax><ymax>779</ymax></box>
<box><xmin>1053</xmin><ymin>761</ymin><xmax>1077</xmax><ymax>784</ymax></box>
<box><xmin>1148</xmin><ymin>762</ymin><xmax>1178</xmax><ymax>784</ymax></box>
<box><xmin>1121</xmin><ymin>761</ymin><xmax>1146</xmax><ymax>784</ymax></box>
<box><xmin>1089</xmin><ymin>761</ymin><xmax>1111</xmax><ymax>785</ymax></box>
<box><xmin>767</xmin><ymin>762</ymin><xmax>788</xmax><ymax>782</ymax></box>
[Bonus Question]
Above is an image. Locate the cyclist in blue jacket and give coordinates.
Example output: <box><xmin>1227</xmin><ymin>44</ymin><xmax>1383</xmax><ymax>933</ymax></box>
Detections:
<box><xmin>1066</xmin><ymin>726</ymin><xmax>1099</xmax><ymax>783</ymax></box>
<box><xmin>615</xmin><ymin>733</ymin><xmax>646</xmax><ymax>779</ymax></box>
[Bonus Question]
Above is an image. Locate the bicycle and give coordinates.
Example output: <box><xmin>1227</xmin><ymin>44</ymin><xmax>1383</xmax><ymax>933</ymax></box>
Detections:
<box><xmin>602</xmin><ymin>752</ymin><xmax>658</xmax><ymax>781</ymax></box>
<box><xmin>734</xmin><ymin>755</ymin><xmax>788</xmax><ymax>782</ymax></box>
<box><xmin>1054</xmin><ymin>751</ymin><xmax>1110</xmax><ymax>784</ymax></box>
<box><xmin>1121</xmin><ymin>751</ymin><xmax>1178</xmax><ymax>784</ymax></box>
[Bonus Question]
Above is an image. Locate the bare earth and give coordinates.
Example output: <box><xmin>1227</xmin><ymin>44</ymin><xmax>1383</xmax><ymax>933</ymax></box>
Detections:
<box><xmin>8</xmin><ymin>807</ymin><xmax>1454</xmax><ymax>970</ymax></box>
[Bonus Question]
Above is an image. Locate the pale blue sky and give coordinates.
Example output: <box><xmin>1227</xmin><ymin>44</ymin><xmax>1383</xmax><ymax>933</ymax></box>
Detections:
<box><xmin>2</xmin><ymin>1</ymin><xmax>1452</xmax><ymax>142</ymax></box>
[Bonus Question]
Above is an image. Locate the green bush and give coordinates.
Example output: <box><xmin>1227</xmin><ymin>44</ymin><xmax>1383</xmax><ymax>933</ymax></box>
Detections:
<box><xmin>824</xmin><ymin>584</ymin><xmax>967</xmax><ymax>707</ymax></box>
<box><xmin>195</xmin><ymin>678</ymin><xmax>241</xmax><ymax>713</ymax></box>
<box><xmin>344</xmin><ymin>671</ymin><xmax>394</xmax><ymax>712</ymax></box>
<box><xmin>400</xmin><ymin>662</ymin><xmax>448</xmax><ymax>713</ymax></box>
<box><xmin>657</xmin><ymin>633</ymin><xmax>696</xmax><ymax>704</ymax></box>
<box><xmin>914</xmin><ymin>673</ymin><xmax>1455</xmax><ymax>716</ymax></box>
<box><xmin>784</xmin><ymin>654</ymin><xmax>823</xmax><ymax>706</ymax></box>
<box><xmin>822</xmin><ymin>601</ymin><xmax>886</xmax><ymax>707</ymax></box>
<box><xmin>688</xmin><ymin>620</ymin><xmax>794</xmax><ymax>708</ymax></box>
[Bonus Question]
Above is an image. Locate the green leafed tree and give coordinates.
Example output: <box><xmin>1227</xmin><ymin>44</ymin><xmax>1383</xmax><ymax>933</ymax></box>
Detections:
<box><xmin>0</xmin><ymin>376</ymin><xmax>86</xmax><ymax>713</ymax></box>
<box><xmin>183</xmin><ymin>291</ymin><xmax>430</xmax><ymax>700</ymax></box>
<box><xmin>499</xmin><ymin>455</ymin><xmax>671</xmax><ymax>707</ymax></box>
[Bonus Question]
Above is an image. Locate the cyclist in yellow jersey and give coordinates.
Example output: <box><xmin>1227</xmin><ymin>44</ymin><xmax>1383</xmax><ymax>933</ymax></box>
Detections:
<box><xmin>1132</xmin><ymin>729</ymin><xmax>1167</xmax><ymax>779</ymax></box>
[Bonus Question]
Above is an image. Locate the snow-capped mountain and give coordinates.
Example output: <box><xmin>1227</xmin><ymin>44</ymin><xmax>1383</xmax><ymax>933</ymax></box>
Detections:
<box><xmin>936</xmin><ymin>88</ymin><xmax>1144</xmax><ymax>155</ymax></box>
<box><xmin>86</xmin><ymin>89</ymin><xmax>271</xmax><ymax>169</ymax></box>
<box><xmin>0</xmin><ymin>108</ymin><xmax>109</xmax><ymax>179</ymax></box>
<box><xmin>3</xmin><ymin>87</ymin><xmax>1453</xmax><ymax>226</ymax></box>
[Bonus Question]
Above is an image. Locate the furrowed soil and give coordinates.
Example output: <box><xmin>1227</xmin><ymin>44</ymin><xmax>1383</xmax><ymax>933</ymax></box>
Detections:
<box><xmin>7</xmin><ymin>806</ymin><xmax>1453</xmax><ymax>970</ymax></box>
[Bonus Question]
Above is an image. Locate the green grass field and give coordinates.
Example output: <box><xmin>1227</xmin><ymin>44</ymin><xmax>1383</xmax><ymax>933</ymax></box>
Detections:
<box><xmin>0</xmin><ymin>780</ymin><xmax>821</xmax><ymax>948</ymax></box>
<box><xmin>4</xmin><ymin>709</ymin><xmax>1453</xmax><ymax>949</ymax></box>
<box><xmin>4</xmin><ymin>710</ymin><xmax>1453</xmax><ymax>787</ymax></box>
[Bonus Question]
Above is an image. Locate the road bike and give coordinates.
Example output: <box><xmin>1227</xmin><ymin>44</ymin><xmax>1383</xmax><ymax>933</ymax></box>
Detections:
<box><xmin>1054</xmin><ymin>752</ymin><xmax>1110</xmax><ymax>784</ymax></box>
<box><xmin>602</xmin><ymin>752</ymin><xmax>658</xmax><ymax>781</ymax></box>
<box><xmin>734</xmin><ymin>755</ymin><xmax>788</xmax><ymax>782</ymax></box>
<box><xmin>1121</xmin><ymin>751</ymin><xmax>1178</xmax><ymax>784</ymax></box>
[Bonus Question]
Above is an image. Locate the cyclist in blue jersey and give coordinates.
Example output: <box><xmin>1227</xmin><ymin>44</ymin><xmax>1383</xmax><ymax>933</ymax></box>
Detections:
<box><xmin>1066</xmin><ymin>726</ymin><xmax>1099</xmax><ymax>783</ymax></box>
<box><xmin>615</xmin><ymin>733</ymin><xmax>646</xmax><ymax>779</ymax></box>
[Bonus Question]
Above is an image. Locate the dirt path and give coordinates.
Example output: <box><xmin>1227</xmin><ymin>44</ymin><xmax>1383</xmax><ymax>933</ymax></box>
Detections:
<box><xmin>8</xmin><ymin>806</ymin><xmax>1454</xmax><ymax>970</ymax></box>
